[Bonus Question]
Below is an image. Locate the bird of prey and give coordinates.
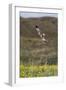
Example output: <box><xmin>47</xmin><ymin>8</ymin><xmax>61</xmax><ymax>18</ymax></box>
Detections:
<box><xmin>35</xmin><ymin>25</ymin><xmax>48</xmax><ymax>43</ymax></box>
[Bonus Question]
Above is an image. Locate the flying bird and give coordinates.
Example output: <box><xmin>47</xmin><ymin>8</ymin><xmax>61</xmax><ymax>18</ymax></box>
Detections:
<box><xmin>35</xmin><ymin>25</ymin><xmax>48</xmax><ymax>43</ymax></box>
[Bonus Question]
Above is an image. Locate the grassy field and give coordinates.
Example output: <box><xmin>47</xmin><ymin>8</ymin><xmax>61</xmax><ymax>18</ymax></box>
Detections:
<box><xmin>20</xmin><ymin>37</ymin><xmax>57</xmax><ymax>66</ymax></box>
<box><xmin>20</xmin><ymin>16</ymin><xmax>58</xmax><ymax>78</ymax></box>
<box><xmin>20</xmin><ymin>65</ymin><xmax>58</xmax><ymax>77</ymax></box>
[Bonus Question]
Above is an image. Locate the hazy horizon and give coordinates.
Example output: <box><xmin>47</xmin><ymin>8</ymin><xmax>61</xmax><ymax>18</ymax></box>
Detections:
<box><xmin>20</xmin><ymin>12</ymin><xmax>58</xmax><ymax>18</ymax></box>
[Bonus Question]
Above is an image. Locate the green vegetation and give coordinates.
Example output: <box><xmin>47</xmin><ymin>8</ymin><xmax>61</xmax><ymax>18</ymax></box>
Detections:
<box><xmin>20</xmin><ymin>65</ymin><xmax>58</xmax><ymax>77</ymax></box>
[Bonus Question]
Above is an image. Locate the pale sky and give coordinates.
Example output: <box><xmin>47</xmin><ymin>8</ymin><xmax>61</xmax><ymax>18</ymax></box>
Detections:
<box><xmin>20</xmin><ymin>12</ymin><xmax>58</xmax><ymax>18</ymax></box>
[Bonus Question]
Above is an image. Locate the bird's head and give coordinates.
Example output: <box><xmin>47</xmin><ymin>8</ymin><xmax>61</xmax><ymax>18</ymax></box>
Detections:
<box><xmin>35</xmin><ymin>25</ymin><xmax>39</xmax><ymax>28</ymax></box>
